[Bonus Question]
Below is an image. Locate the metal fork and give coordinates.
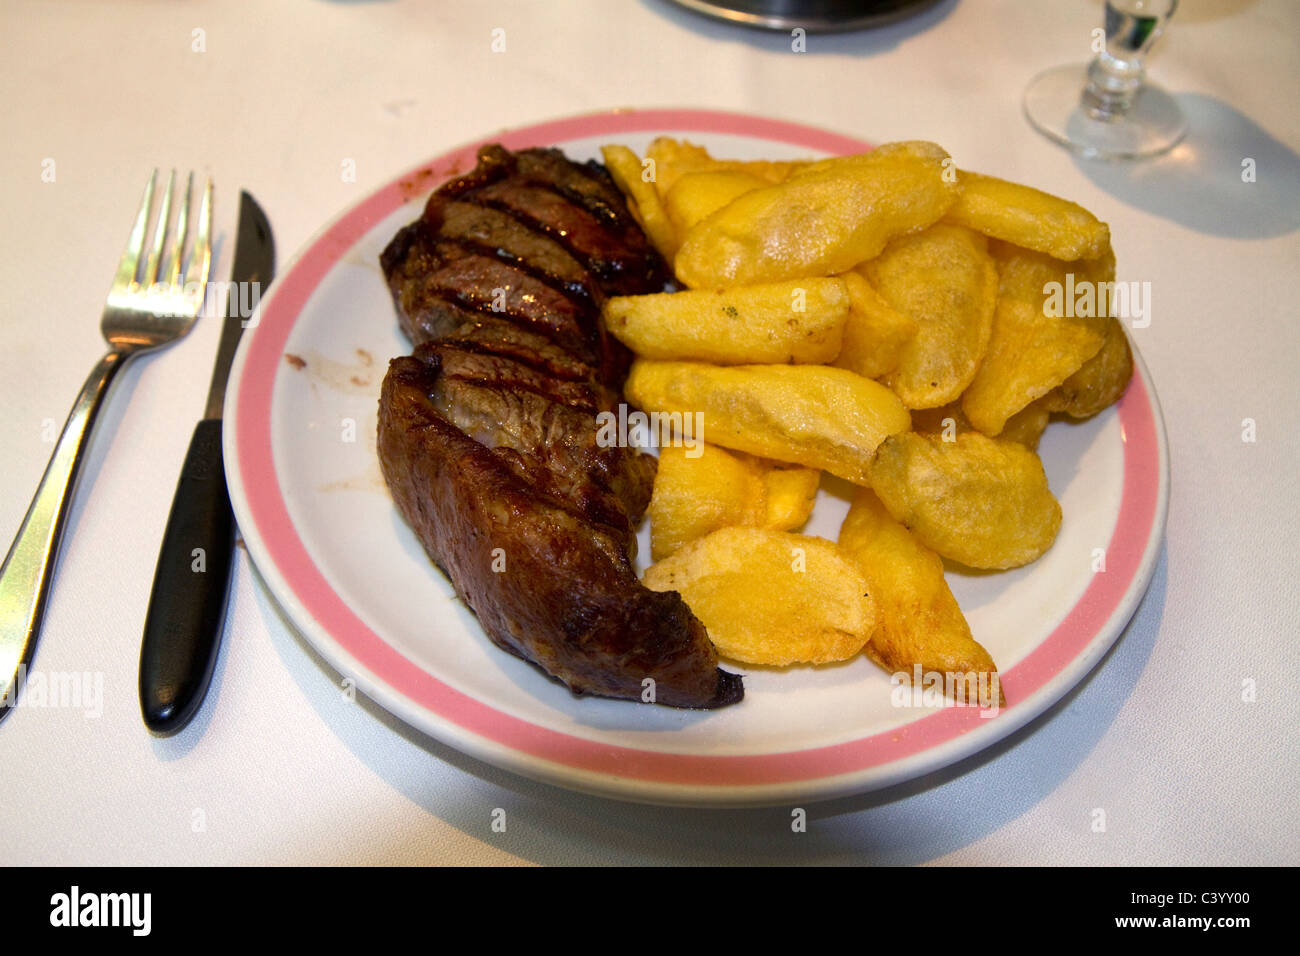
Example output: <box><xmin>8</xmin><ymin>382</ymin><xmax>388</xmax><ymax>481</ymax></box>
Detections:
<box><xmin>0</xmin><ymin>171</ymin><xmax>213</xmax><ymax>722</ymax></box>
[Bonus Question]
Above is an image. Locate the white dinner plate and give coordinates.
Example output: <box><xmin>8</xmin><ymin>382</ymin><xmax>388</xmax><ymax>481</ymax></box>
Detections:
<box><xmin>224</xmin><ymin>108</ymin><xmax>1169</xmax><ymax>806</ymax></box>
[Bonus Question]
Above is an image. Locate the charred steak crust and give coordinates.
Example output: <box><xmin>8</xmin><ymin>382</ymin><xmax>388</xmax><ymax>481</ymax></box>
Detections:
<box><xmin>378</xmin><ymin>144</ymin><xmax>742</xmax><ymax>709</ymax></box>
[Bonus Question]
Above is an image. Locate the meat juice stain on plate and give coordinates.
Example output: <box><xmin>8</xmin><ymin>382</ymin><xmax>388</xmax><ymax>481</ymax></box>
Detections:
<box><xmin>398</xmin><ymin>159</ymin><xmax>465</xmax><ymax>201</ymax></box>
<box><xmin>283</xmin><ymin>347</ymin><xmax>378</xmax><ymax>394</ymax></box>
<box><xmin>339</xmin><ymin>247</ymin><xmax>382</xmax><ymax>272</ymax></box>
<box><xmin>282</xmin><ymin>348</ymin><xmax>388</xmax><ymax>494</ymax></box>
<box><xmin>318</xmin><ymin>460</ymin><xmax>387</xmax><ymax>494</ymax></box>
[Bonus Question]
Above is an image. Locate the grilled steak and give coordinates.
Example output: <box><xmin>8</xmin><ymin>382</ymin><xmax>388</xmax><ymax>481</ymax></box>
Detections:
<box><xmin>378</xmin><ymin>144</ymin><xmax>742</xmax><ymax>709</ymax></box>
<box><xmin>433</xmin><ymin>144</ymin><xmax>667</xmax><ymax>296</ymax></box>
<box><xmin>381</xmin><ymin>224</ymin><xmax>601</xmax><ymax>367</ymax></box>
<box><xmin>424</xmin><ymin>199</ymin><xmax>602</xmax><ymax>308</ymax></box>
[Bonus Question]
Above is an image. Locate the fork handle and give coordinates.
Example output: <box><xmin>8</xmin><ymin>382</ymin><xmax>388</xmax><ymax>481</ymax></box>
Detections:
<box><xmin>0</xmin><ymin>350</ymin><xmax>129</xmax><ymax>721</ymax></box>
<box><xmin>138</xmin><ymin>418</ymin><xmax>235</xmax><ymax>735</ymax></box>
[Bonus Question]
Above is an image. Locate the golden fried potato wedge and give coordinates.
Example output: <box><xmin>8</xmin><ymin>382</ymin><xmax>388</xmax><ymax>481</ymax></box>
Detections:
<box><xmin>831</xmin><ymin>270</ymin><xmax>918</xmax><ymax>380</ymax></box>
<box><xmin>625</xmin><ymin>360</ymin><xmax>912</xmax><ymax>485</ymax></box>
<box><xmin>1042</xmin><ymin>315</ymin><xmax>1134</xmax><ymax>418</ymax></box>
<box><xmin>645</xmin><ymin>137</ymin><xmax>807</xmax><ymax>198</ymax></box>
<box><xmin>674</xmin><ymin>141</ymin><xmax>959</xmax><ymax>289</ymax></box>
<box><xmin>996</xmin><ymin>399</ymin><xmax>1051</xmax><ymax>451</ymax></box>
<box><xmin>910</xmin><ymin>400</ymin><xmax>1049</xmax><ymax>450</ymax></box>
<box><xmin>945</xmin><ymin>170</ymin><xmax>1111</xmax><ymax>261</ymax></box>
<box><xmin>664</xmin><ymin>169</ymin><xmax>769</xmax><ymax>238</ymax></box>
<box><xmin>908</xmin><ymin>402</ymin><xmax>971</xmax><ymax>440</ymax></box>
<box><xmin>759</xmin><ymin>463</ymin><xmax>821</xmax><ymax>531</ymax></box>
<box><xmin>645</xmin><ymin>137</ymin><xmax>715</xmax><ymax>198</ymax></box>
<box><xmin>780</xmin><ymin>141</ymin><xmax>947</xmax><ymax>181</ymax></box>
<box><xmin>960</xmin><ymin>243</ymin><xmax>1113</xmax><ymax>435</ymax></box>
<box><xmin>864</xmin><ymin>223</ymin><xmax>998</xmax><ymax>410</ymax></box>
<box><xmin>643</xmin><ymin>528</ymin><xmax>875</xmax><ymax>666</ymax></box>
<box><xmin>648</xmin><ymin>445</ymin><xmax>767</xmax><ymax>561</ymax></box>
<box><xmin>603</xmin><ymin>278</ymin><xmax>848</xmax><ymax>365</ymax></box>
<box><xmin>600</xmin><ymin>144</ymin><xmax>679</xmax><ymax>261</ymax></box>
<box><xmin>839</xmin><ymin>489</ymin><xmax>1002</xmax><ymax>705</ymax></box>
<box><xmin>869</xmin><ymin>431</ymin><xmax>1061</xmax><ymax>569</ymax></box>
<box><xmin>648</xmin><ymin>446</ymin><xmax>821</xmax><ymax>560</ymax></box>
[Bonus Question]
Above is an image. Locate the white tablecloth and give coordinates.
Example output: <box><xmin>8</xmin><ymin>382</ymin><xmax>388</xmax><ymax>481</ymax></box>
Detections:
<box><xmin>2</xmin><ymin>0</ymin><xmax>1296</xmax><ymax>865</ymax></box>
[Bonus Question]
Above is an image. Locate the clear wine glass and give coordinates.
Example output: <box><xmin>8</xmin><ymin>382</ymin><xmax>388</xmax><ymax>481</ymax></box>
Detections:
<box><xmin>1024</xmin><ymin>0</ymin><xmax>1186</xmax><ymax>160</ymax></box>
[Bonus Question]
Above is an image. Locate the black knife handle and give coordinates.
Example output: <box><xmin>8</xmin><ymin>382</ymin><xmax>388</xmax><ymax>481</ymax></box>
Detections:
<box><xmin>139</xmin><ymin>418</ymin><xmax>235</xmax><ymax>735</ymax></box>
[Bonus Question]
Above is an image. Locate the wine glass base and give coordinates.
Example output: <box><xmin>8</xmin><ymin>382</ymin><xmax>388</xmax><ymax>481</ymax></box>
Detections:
<box><xmin>1024</xmin><ymin>63</ymin><xmax>1188</xmax><ymax>161</ymax></box>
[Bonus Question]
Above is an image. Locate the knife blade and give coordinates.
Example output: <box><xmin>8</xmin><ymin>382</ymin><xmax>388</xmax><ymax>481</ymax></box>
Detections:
<box><xmin>138</xmin><ymin>191</ymin><xmax>274</xmax><ymax>735</ymax></box>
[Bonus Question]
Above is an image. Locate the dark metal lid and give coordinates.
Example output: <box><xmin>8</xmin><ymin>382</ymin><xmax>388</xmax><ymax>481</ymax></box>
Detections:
<box><xmin>663</xmin><ymin>0</ymin><xmax>947</xmax><ymax>33</ymax></box>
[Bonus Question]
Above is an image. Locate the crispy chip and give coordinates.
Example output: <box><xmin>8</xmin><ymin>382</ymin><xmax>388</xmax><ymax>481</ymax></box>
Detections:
<box><xmin>945</xmin><ymin>170</ymin><xmax>1111</xmax><ymax>261</ymax></box>
<box><xmin>647</xmin><ymin>446</ymin><xmax>821</xmax><ymax>560</ymax></box>
<box><xmin>603</xmin><ymin>278</ymin><xmax>848</xmax><ymax>365</ymax></box>
<box><xmin>908</xmin><ymin>401</ymin><xmax>971</xmax><ymax>439</ymax></box>
<box><xmin>645</xmin><ymin>137</ymin><xmax>806</xmax><ymax>199</ymax></box>
<box><xmin>643</xmin><ymin>528</ymin><xmax>875</xmax><ymax>666</ymax></box>
<box><xmin>831</xmin><ymin>270</ymin><xmax>918</xmax><ymax>380</ymax></box>
<box><xmin>664</xmin><ymin>169</ymin><xmax>769</xmax><ymax>238</ymax></box>
<box><xmin>1042</xmin><ymin>315</ymin><xmax>1134</xmax><ymax>418</ymax></box>
<box><xmin>996</xmin><ymin>400</ymin><xmax>1051</xmax><ymax>450</ymax></box>
<box><xmin>648</xmin><ymin>445</ymin><xmax>767</xmax><ymax>561</ymax></box>
<box><xmin>869</xmin><ymin>431</ymin><xmax>1061</xmax><ymax>569</ymax></box>
<box><xmin>960</xmin><ymin>242</ymin><xmax>1114</xmax><ymax>435</ymax></box>
<box><xmin>625</xmin><ymin>360</ymin><xmax>912</xmax><ymax>485</ymax></box>
<box><xmin>759</xmin><ymin>463</ymin><xmax>820</xmax><ymax>531</ymax></box>
<box><xmin>839</xmin><ymin>489</ymin><xmax>1003</xmax><ymax>706</ymax></box>
<box><xmin>910</xmin><ymin>400</ymin><xmax>1049</xmax><ymax>450</ymax></box>
<box><xmin>674</xmin><ymin>141</ymin><xmax>959</xmax><ymax>289</ymax></box>
<box><xmin>645</xmin><ymin>137</ymin><xmax>716</xmax><ymax>198</ymax></box>
<box><xmin>600</xmin><ymin>144</ymin><xmax>679</xmax><ymax>261</ymax></box>
<box><xmin>864</xmin><ymin>223</ymin><xmax>998</xmax><ymax>410</ymax></box>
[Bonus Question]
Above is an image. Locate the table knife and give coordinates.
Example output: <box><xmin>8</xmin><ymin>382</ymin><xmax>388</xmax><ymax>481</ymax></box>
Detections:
<box><xmin>138</xmin><ymin>191</ymin><xmax>274</xmax><ymax>735</ymax></box>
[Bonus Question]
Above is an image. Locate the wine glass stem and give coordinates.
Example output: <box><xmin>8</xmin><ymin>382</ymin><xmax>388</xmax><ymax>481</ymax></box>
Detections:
<box><xmin>1081</xmin><ymin>0</ymin><xmax>1178</xmax><ymax>121</ymax></box>
<box><xmin>1082</xmin><ymin>52</ymin><xmax>1146</xmax><ymax>120</ymax></box>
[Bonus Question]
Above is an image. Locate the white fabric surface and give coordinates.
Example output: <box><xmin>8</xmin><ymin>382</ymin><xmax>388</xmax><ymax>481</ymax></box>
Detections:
<box><xmin>1</xmin><ymin>0</ymin><xmax>1296</xmax><ymax>866</ymax></box>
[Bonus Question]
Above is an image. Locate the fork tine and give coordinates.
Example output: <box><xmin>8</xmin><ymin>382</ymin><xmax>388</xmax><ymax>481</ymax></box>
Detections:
<box><xmin>163</xmin><ymin>172</ymin><xmax>193</xmax><ymax>290</ymax></box>
<box><xmin>111</xmin><ymin>170</ymin><xmax>157</xmax><ymax>295</ymax></box>
<box><xmin>183</xmin><ymin>177</ymin><xmax>213</xmax><ymax>295</ymax></box>
<box><xmin>141</xmin><ymin>170</ymin><xmax>175</xmax><ymax>290</ymax></box>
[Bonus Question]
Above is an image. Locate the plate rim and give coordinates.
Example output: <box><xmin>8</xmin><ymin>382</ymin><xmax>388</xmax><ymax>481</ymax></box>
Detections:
<box><xmin>224</xmin><ymin>107</ymin><xmax>1170</xmax><ymax>807</ymax></box>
